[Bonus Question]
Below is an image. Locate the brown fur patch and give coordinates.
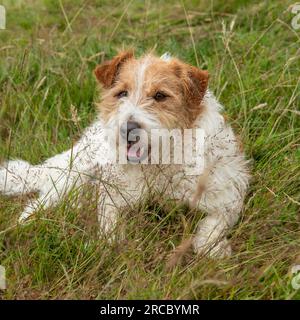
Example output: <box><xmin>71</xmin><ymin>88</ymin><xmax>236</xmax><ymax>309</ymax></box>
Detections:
<box><xmin>190</xmin><ymin>161</ymin><xmax>218</xmax><ymax>208</ymax></box>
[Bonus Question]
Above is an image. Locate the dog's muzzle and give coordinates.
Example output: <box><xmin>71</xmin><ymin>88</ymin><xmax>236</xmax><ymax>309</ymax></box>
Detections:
<box><xmin>120</xmin><ymin>121</ymin><xmax>141</xmax><ymax>140</ymax></box>
<box><xmin>120</xmin><ymin>121</ymin><xmax>149</xmax><ymax>163</ymax></box>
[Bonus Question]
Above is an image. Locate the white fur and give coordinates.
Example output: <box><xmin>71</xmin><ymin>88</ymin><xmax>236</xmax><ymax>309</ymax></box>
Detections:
<box><xmin>0</xmin><ymin>90</ymin><xmax>249</xmax><ymax>258</ymax></box>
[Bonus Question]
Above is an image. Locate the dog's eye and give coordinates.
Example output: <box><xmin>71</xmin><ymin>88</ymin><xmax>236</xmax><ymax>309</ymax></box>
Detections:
<box><xmin>153</xmin><ymin>91</ymin><xmax>167</xmax><ymax>101</ymax></box>
<box><xmin>116</xmin><ymin>91</ymin><xmax>128</xmax><ymax>98</ymax></box>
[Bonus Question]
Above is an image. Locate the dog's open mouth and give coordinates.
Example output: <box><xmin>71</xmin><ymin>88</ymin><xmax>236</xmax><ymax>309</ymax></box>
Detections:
<box><xmin>126</xmin><ymin>141</ymin><xmax>150</xmax><ymax>163</ymax></box>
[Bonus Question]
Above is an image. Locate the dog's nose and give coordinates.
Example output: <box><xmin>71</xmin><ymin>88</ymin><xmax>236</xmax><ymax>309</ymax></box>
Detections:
<box><xmin>120</xmin><ymin>121</ymin><xmax>141</xmax><ymax>141</ymax></box>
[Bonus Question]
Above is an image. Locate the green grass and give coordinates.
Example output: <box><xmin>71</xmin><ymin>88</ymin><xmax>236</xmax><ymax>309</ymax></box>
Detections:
<box><xmin>0</xmin><ymin>0</ymin><xmax>300</xmax><ymax>299</ymax></box>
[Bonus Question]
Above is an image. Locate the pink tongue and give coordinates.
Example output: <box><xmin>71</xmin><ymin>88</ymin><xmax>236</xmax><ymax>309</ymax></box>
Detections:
<box><xmin>127</xmin><ymin>146</ymin><xmax>141</xmax><ymax>158</ymax></box>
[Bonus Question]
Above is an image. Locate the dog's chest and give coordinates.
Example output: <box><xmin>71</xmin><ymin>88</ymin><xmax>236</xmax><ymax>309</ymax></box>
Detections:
<box><xmin>118</xmin><ymin>164</ymin><xmax>195</xmax><ymax>194</ymax></box>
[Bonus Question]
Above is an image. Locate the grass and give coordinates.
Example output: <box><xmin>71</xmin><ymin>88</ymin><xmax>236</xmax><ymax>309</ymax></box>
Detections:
<box><xmin>0</xmin><ymin>0</ymin><xmax>300</xmax><ymax>299</ymax></box>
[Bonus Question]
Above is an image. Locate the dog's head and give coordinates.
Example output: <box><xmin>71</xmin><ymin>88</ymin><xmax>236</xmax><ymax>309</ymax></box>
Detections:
<box><xmin>94</xmin><ymin>50</ymin><xmax>209</xmax><ymax>163</ymax></box>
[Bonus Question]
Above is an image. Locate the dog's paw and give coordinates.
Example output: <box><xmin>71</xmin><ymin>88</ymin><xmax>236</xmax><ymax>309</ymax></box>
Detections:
<box><xmin>18</xmin><ymin>211</ymin><xmax>32</xmax><ymax>224</ymax></box>
<box><xmin>18</xmin><ymin>201</ymin><xmax>39</xmax><ymax>224</ymax></box>
<box><xmin>207</xmin><ymin>238</ymin><xmax>232</xmax><ymax>258</ymax></box>
<box><xmin>193</xmin><ymin>237</ymin><xmax>232</xmax><ymax>259</ymax></box>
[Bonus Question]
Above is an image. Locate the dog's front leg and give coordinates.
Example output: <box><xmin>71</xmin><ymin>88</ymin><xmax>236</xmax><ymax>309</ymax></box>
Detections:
<box><xmin>192</xmin><ymin>211</ymin><xmax>237</xmax><ymax>258</ymax></box>
<box><xmin>97</xmin><ymin>188</ymin><xmax>138</xmax><ymax>241</ymax></box>
<box><xmin>97</xmin><ymin>193</ymin><xmax>120</xmax><ymax>239</ymax></box>
<box><xmin>172</xmin><ymin>158</ymin><xmax>248</xmax><ymax>258</ymax></box>
<box><xmin>190</xmin><ymin>157</ymin><xmax>249</xmax><ymax>258</ymax></box>
<box><xmin>19</xmin><ymin>191</ymin><xmax>62</xmax><ymax>222</ymax></box>
<box><xmin>16</xmin><ymin>120</ymin><xmax>107</xmax><ymax>222</ymax></box>
<box><xmin>96</xmin><ymin>176</ymin><xmax>144</xmax><ymax>241</ymax></box>
<box><xmin>17</xmin><ymin>162</ymin><xmax>91</xmax><ymax>222</ymax></box>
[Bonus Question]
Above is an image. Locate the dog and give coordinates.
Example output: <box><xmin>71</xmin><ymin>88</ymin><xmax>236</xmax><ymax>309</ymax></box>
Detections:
<box><xmin>0</xmin><ymin>50</ymin><xmax>250</xmax><ymax>258</ymax></box>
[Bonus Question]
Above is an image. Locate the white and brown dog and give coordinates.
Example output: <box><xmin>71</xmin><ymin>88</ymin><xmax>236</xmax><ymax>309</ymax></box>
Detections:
<box><xmin>0</xmin><ymin>51</ymin><xmax>249</xmax><ymax>258</ymax></box>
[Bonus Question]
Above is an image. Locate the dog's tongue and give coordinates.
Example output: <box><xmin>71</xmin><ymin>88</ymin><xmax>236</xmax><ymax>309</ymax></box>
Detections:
<box><xmin>127</xmin><ymin>145</ymin><xmax>141</xmax><ymax>159</ymax></box>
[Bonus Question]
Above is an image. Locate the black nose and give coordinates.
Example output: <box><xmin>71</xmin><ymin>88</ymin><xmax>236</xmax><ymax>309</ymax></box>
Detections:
<box><xmin>120</xmin><ymin>121</ymin><xmax>141</xmax><ymax>141</ymax></box>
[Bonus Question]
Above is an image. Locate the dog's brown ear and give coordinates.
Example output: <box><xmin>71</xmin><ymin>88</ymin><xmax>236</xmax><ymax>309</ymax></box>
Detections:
<box><xmin>170</xmin><ymin>60</ymin><xmax>209</xmax><ymax>107</ymax></box>
<box><xmin>170</xmin><ymin>59</ymin><xmax>209</xmax><ymax>124</ymax></box>
<box><xmin>94</xmin><ymin>50</ymin><xmax>134</xmax><ymax>88</ymax></box>
<box><xmin>184</xmin><ymin>66</ymin><xmax>209</xmax><ymax>106</ymax></box>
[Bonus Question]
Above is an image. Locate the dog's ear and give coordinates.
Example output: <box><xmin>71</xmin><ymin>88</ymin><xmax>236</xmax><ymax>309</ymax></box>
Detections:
<box><xmin>186</xmin><ymin>66</ymin><xmax>209</xmax><ymax>106</ymax></box>
<box><xmin>94</xmin><ymin>50</ymin><xmax>134</xmax><ymax>88</ymax></box>
<box><xmin>182</xmin><ymin>65</ymin><xmax>209</xmax><ymax>107</ymax></box>
<box><xmin>171</xmin><ymin>60</ymin><xmax>209</xmax><ymax>106</ymax></box>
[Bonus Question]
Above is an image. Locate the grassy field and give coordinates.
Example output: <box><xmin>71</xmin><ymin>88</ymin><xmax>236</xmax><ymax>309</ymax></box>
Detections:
<box><xmin>0</xmin><ymin>0</ymin><xmax>299</xmax><ymax>299</ymax></box>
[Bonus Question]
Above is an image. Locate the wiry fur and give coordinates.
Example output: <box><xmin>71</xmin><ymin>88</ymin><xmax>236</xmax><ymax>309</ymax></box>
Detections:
<box><xmin>0</xmin><ymin>51</ymin><xmax>250</xmax><ymax>258</ymax></box>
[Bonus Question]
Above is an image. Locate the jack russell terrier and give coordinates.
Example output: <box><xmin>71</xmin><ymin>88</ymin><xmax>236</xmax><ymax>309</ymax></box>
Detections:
<box><xmin>0</xmin><ymin>51</ymin><xmax>250</xmax><ymax>258</ymax></box>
